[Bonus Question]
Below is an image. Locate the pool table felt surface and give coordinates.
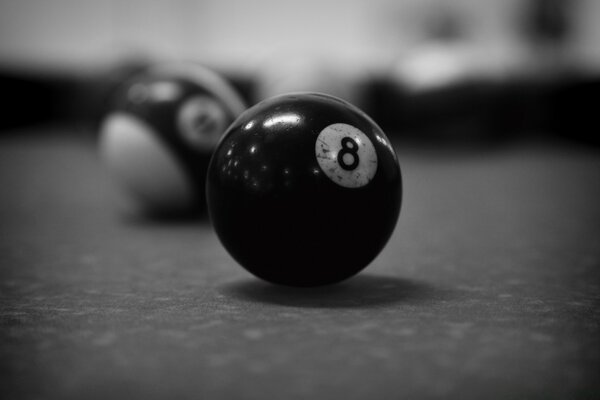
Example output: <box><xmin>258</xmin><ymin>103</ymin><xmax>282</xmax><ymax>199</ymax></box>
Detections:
<box><xmin>1</xmin><ymin>127</ymin><xmax>599</xmax><ymax>399</ymax></box>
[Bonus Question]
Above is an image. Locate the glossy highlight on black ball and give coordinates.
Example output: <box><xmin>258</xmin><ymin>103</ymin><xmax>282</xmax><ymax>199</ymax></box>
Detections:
<box><xmin>207</xmin><ymin>92</ymin><xmax>402</xmax><ymax>286</ymax></box>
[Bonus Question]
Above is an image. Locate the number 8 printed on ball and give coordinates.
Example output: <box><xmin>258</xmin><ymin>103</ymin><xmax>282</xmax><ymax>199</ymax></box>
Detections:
<box><xmin>315</xmin><ymin>123</ymin><xmax>378</xmax><ymax>188</ymax></box>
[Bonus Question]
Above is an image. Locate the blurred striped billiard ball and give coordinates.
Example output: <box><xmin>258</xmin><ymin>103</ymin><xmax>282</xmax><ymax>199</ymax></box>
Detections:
<box><xmin>99</xmin><ymin>63</ymin><xmax>246</xmax><ymax>216</ymax></box>
<box><xmin>206</xmin><ymin>93</ymin><xmax>402</xmax><ymax>286</ymax></box>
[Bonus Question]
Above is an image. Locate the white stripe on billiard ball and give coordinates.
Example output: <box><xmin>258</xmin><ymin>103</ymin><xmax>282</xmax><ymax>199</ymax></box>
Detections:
<box><xmin>99</xmin><ymin>113</ymin><xmax>194</xmax><ymax>213</ymax></box>
<box><xmin>149</xmin><ymin>62</ymin><xmax>247</xmax><ymax>118</ymax></box>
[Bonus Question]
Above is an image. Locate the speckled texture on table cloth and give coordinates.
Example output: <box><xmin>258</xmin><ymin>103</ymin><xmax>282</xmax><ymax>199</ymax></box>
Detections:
<box><xmin>1</xmin><ymin>129</ymin><xmax>599</xmax><ymax>400</ymax></box>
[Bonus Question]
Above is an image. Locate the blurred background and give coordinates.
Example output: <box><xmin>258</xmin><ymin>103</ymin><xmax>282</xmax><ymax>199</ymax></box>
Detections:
<box><xmin>0</xmin><ymin>0</ymin><xmax>599</xmax><ymax>145</ymax></box>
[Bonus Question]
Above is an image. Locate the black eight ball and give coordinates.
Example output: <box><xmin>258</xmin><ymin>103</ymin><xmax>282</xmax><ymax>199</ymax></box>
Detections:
<box><xmin>207</xmin><ymin>93</ymin><xmax>402</xmax><ymax>286</ymax></box>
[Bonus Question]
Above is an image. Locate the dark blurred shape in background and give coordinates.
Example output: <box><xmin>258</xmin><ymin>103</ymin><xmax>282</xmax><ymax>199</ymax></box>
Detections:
<box><xmin>0</xmin><ymin>0</ymin><xmax>598</xmax><ymax>146</ymax></box>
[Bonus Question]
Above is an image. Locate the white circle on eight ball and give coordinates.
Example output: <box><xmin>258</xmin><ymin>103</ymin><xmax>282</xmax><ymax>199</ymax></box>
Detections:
<box><xmin>315</xmin><ymin>123</ymin><xmax>378</xmax><ymax>188</ymax></box>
